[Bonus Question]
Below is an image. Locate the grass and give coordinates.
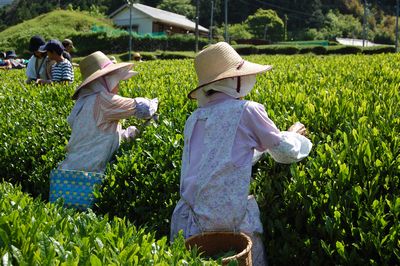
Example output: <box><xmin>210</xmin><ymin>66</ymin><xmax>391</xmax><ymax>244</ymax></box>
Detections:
<box><xmin>0</xmin><ymin>9</ymin><xmax>114</xmax><ymax>54</ymax></box>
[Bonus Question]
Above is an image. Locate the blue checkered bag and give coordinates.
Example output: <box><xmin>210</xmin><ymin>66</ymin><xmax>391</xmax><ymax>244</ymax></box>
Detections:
<box><xmin>49</xmin><ymin>169</ymin><xmax>104</xmax><ymax>210</ymax></box>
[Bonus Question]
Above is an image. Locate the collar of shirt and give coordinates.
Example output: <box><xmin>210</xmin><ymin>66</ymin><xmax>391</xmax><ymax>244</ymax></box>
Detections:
<box><xmin>201</xmin><ymin>92</ymin><xmax>237</xmax><ymax>108</ymax></box>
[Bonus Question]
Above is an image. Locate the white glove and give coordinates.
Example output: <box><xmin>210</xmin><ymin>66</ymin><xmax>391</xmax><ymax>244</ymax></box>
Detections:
<box><xmin>134</xmin><ymin>97</ymin><xmax>159</xmax><ymax>119</ymax></box>
<box><xmin>120</xmin><ymin>126</ymin><xmax>140</xmax><ymax>141</ymax></box>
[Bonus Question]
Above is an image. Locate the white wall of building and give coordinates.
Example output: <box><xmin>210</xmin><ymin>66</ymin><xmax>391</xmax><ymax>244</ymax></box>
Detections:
<box><xmin>112</xmin><ymin>8</ymin><xmax>153</xmax><ymax>34</ymax></box>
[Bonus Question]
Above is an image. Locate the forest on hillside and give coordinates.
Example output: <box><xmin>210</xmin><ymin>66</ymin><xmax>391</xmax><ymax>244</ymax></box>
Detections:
<box><xmin>0</xmin><ymin>0</ymin><xmax>398</xmax><ymax>43</ymax></box>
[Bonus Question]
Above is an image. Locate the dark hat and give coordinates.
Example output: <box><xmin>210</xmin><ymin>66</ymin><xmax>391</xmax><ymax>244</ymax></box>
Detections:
<box><xmin>39</xmin><ymin>39</ymin><xmax>65</xmax><ymax>55</ymax></box>
<box><xmin>5</xmin><ymin>50</ymin><xmax>17</xmax><ymax>59</ymax></box>
<box><xmin>29</xmin><ymin>35</ymin><xmax>46</xmax><ymax>52</ymax></box>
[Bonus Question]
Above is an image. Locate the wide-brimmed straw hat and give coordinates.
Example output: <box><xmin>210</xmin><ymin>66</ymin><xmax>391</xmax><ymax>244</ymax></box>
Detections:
<box><xmin>188</xmin><ymin>42</ymin><xmax>272</xmax><ymax>99</ymax></box>
<box><xmin>72</xmin><ymin>51</ymin><xmax>137</xmax><ymax>100</ymax></box>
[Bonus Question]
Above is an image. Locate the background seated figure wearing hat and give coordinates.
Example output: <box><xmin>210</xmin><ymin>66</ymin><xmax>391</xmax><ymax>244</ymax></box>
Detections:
<box><xmin>57</xmin><ymin>51</ymin><xmax>158</xmax><ymax>174</ymax></box>
<box><xmin>26</xmin><ymin>35</ymin><xmax>54</xmax><ymax>83</ymax></box>
<box><xmin>62</xmin><ymin>38</ymin><xmax>74</xmax><ymax>63</ymax></box>
<box><xmin>108</xmin><ymin>56</ymin><xmax>117</xmax><ymax>64</ymax></box>
<box><xmin>133</xmin><ymin>52</ymin><xmax>142</xmax><ymax>62</ymax></box>
<box><xmin>4</xmin><ymin>50</ymin><xmax>27</xmax><ymax>69</ymax></box>
<box><xmin>62</xmin><ymin>38</ymin><xmax>79</xmax><ymax>67</ymax></box>
<box><xmin>170</xmin><ymin>42</ymin><xmax>312</xmax><ymax>266</ymax></box>
<box><xmin>36</xmin><ymin>39</ymin><xmax>74</xmax><ymax>84</ymax></box>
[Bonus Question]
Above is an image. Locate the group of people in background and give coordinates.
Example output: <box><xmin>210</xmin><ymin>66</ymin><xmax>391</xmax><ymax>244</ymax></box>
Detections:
<box><xmin>3</xmin><ymin>35</ymin><xmax>142</xmax><ymax>85</ymax></box>
<box><xmin>0</xmin><ymin>50</ymin><xmax>28</xmax><ymax>69</ymax></box>
<box><xmin>26</xmin><ymin>35</ymin><xmax>74</xmax><ymax>84</ymax></box>
<box><xmin>1</xmin><ymin>35</ymin><xmax>75</xmax><ymax>84</ymax></box>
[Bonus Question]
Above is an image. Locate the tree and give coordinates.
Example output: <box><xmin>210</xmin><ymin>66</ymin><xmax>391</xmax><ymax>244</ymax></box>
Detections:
<box><xmin>214</xmin><ymin>23</ymin><xmax>253</xmax><ymax>41</ymax></box>
<box><xmin>245</xmin><ymin>9</ymin><xmax>284</xmax><ymax>41</ymax></box>
<box><xmin>320</xmin><ymin>10</ymin><xmax>364</xmax><ymax>40</ymax></box>
<box><xmin>307</xmin><ymin>0</ymin><xmax>325</xmax><ymax>29</ymax></box>
<box><xmin>157</xmin><ymin>0</ymin><xmax>195</xmax><ymax>19</ymax></box>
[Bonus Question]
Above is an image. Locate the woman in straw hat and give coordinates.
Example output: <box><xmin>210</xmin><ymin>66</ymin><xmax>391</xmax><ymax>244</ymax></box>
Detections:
<box><xmin>170</xmin><ymin>42</ymin><xmax>312</xmax><ymax>265</ymax></box>
<box><xmin>58</xmin><ymin>51</ymin><xmax>158</xmax><ymax>173</ymax></box>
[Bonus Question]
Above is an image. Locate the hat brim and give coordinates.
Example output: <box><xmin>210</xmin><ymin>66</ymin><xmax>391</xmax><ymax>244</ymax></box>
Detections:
<box><xmin>38</xmin><ymin>44</ymin><xmax>47</xmax><ymax>53</ymax></box>
<box><xmin>72</xmin><ymin>62</ymin><xmax>137</xmax><ymax>100</ymax></box>
<box><xmin>188</xmin><ymin>60</ymin><xmax>272</xmax><ymax>99</ymax></box>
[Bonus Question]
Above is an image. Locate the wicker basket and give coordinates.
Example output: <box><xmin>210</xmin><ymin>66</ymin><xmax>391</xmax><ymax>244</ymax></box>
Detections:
<box><xmin>185</xmin><ymin>232</ymin><xmax>252</xmax><ymax>266</ymax></box>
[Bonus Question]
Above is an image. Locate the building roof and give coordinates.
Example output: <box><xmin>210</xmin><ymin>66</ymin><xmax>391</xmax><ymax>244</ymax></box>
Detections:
<box><xmin>109</xmin><ymin>3</ymin><xmax>209</xmax><ymax>33</ymax></box>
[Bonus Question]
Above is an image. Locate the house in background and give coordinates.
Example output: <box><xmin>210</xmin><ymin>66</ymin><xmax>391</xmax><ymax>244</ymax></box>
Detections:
<box><xmin>109</xmin><ymin>3</ymin><xmax>209</xmax><ymax>36</ymax></box>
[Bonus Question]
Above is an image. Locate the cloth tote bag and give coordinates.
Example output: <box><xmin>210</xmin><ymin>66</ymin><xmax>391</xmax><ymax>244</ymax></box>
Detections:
<box><xmin>49</xmin><ymin>169</ymin><xmax>104</xmax><ymax>210</ymax></box>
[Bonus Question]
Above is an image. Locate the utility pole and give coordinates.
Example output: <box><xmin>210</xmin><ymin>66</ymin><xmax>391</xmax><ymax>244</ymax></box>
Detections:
<box><xmin>224</xmin><ymin>0</ymin><xmax>228</xmax><ymax>42</ymax></box>
<box><xmin>263</xmin><ymin>25</ymin><xmax>268</xmax><ymax>40</ymax></box>
<box><xmin>209</xmin><ymin>0</ymin><xmax>214</xmax><ymax>43</ymax></box>
<box><xmin>284</xmin><ymin>14</ymin><xmax>288</xmax><ymax>41</ymax></box>
<box><xmin>128</xmin><ymin>1</ymin><xmax>133</xmax><ymax>61</ymax></box>
<box><xmin>195</xmin><ymin>0</ymin><xmax>200</xmax><ymax>52</ymax></box>
<box><xmin>362</xmin><ymin>0</ymin><xmax>368</xmax><ymax>47</ymax></box>
<box><xmin>396</xmin><ymin>0</ymin><xmax>399</xmax><ymax>52</ymax></box>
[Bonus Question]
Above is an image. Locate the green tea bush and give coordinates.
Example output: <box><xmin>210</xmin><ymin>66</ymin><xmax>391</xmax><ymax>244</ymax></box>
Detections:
<box><xmin>0</xmin><ymin>182</ymin><xmax>209</xmax><ymax>265</ymax></box>
<box><xmin>311</xmin><ymin>46</ymin><xmax>328</xmax><ymax>55</ymax></box>
<box><xmin>0</xmin><ymin>71</ymin><xmax>74</xmax><ymax>197</ymax></box>
<box><xmin>231</xmin><ymin>44</ymin><xmax>259</xmax><ymax>55</ymax></box>
<box><xmin>71</xmin><ymin>32</ymin><xmax>208</xmax><ymax>55</ymax></box>
<box><xmin>0</xmin><ymin>54</ymin><xmax>399</xmax><ymax>265</ymax></box>
<box><xmin>257</xmin><ymin>45</ymin><xmax>300</xmax><ymax>55</ymax></box>
<box><xmin>247</xmin><ymin>54</ymin><xmax>400</xmax><ymax>265</ymax></box>
<box><xmin>326</xmin><ymin>45</ymin><xmax>362</xmax><ymax>54</ymax></box>
<box><xmin>298</xmin><ymin>46</ymin><xmax>327</xmax><ymax>55</ymax></box>
<box><xmin>157</xmin><ymin>51</ymin><xmax>195</xmax><ymax>60</ymax></box>
<box><xmin>361</xmin><ymin>46</ymin><xmax>396</xmax><ymax>55</ymax></box>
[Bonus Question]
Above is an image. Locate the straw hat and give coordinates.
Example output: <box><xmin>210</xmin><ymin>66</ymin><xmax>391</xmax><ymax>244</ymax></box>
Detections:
<box><xmin>188</xmin><ymin>42</ymin><xmax>272</xmax><ymax>99</ymax></box>
<box><xmin>73</xmin><ymin>51</ymin><xmax>137</xmax><ymax>100</ymax></box>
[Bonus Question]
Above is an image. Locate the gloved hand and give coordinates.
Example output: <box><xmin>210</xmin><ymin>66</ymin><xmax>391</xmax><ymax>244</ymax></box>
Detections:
<box><xmin>120</xmin><ymin>126</ymin><xmax>140</xmax><ymax>141</ymax></box>
<box><xmin>134</xmin><ymin>97</ymin><xmax>159</xmax><ymax>119</ymax></box>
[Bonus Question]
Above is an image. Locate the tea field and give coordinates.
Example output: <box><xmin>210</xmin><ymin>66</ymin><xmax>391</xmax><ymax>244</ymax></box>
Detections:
<box><xmin>0</xmin><ymin>53</ymin><xmax>399</xmax><ymax>265</ymax></box>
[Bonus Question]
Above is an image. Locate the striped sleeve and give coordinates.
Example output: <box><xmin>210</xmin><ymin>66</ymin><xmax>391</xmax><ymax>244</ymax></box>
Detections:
<box><xmin>94</xmin><ymin>92</ymin><xmax>137</xmax><ymax>125</ymax></box>
<box><xmin>51</xmin><ymin>59</ymin><xmax>74</xmax><ymax>82</ymax></box>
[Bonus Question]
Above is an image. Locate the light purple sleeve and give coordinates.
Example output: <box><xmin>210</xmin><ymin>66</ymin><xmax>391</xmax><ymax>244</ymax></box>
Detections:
<box><xmin>242</xmin><ymin>101</ymin><xmax>312</xmax><ymax>164</ymax></box>
<box><xmin>241</xmin><ymin>101</ymin><xmax>282</xmax><ymax>151</ymax></box>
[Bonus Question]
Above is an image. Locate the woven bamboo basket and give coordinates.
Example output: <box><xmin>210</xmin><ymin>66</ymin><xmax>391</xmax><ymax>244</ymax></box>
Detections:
<box><xmin>185</xmin><ymin>232</ymin><xmax>252</xmax><ymax>266</ymax></box>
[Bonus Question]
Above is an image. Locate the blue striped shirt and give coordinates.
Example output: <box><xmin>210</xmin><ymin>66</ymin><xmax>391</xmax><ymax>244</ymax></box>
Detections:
<box><xmin>51</xmin><ymin>59</ymin><xmax>74</xmax><ymax>82</ymax></box>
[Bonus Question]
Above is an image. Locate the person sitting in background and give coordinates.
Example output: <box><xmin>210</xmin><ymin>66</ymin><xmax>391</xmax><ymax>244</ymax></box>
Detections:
<box><xmin>5</xmin><ymin>50</ymin><xmax>26</xmax><ymax>69</ymax></box>
<box><xmin>62</xmin><ymin>38</ymin><xmax>75</xmax><ymax>63</ymax></box>
<box><xmin>133</xmin><ymin>52</ymin><xmax>143</xmax><ymax>62</ymax></box>
<box><xmin>36</xmin><ymin>39</ymin><xmax>74</xmax><ymax>84</ymax></box>
<box><xmin>26</xmin><ymin>35</ymin><xmax>54</xmax><ymax>83</ymax></box>
<box><xmin>109</xmin><ymin>56</ymin><xmax>117</xmax><ymax>64</ymax></box>
<box><xmin>57</xmin><ymin>51</ymin><xmax>158</xmax><ymax>173</ymax></box>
